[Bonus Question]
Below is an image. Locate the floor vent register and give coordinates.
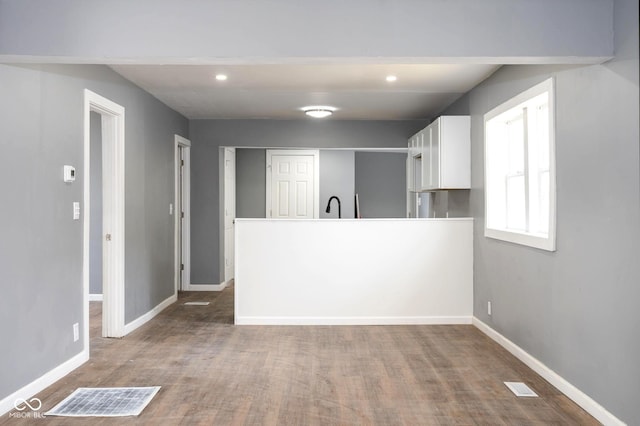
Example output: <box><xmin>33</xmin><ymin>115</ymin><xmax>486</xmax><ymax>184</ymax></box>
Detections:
<box><xmin>45</xmin><ymin>387</ymin><xmax>161</xmax><ymax>417</ymax></box>
<box><xmin>504</xmin><ymin>382</ymin><xmax>538</xmax><ymax>397</ymax></box>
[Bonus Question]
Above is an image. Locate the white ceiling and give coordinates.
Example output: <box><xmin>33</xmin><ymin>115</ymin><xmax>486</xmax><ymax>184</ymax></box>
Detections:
<box><xmin>109</xmin><ymin>64</ymin><xmax>500</xmax><ymax>120</ymax></box>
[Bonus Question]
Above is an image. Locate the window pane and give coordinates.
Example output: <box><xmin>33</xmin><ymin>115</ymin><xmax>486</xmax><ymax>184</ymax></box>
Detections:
<box><xmin>506</xmin><ymin>175</ymin><xmax>526</xmax><ymax>231</ymax></box>
<box><xmin>484</xmin><ymin>78</ymin><xmax>555</xmax><ymax>251</ymax></box>
<box><xmin>537</xmin><ymin>104</ymin><xmax>550</xmax><ymax>170</ymax></box>
<box><xmin>507</xmin><ymin>115</ymin><xmax>524</xmax><ymax>175</ymax></box>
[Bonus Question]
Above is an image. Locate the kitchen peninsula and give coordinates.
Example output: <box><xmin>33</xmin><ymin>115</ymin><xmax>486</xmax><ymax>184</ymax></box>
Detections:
<box><xmin>235</xmin><ymin>218</ymin><xmax>472</xmax><ymax>325</ymax></box>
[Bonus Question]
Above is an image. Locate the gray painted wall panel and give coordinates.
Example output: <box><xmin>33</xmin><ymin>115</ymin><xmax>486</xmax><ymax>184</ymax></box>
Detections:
<box><xmin>320</xmin><ymin>150</ymin><xmax>355</xmax><ymax>219</ymax></box>
<box><xmin>0</xmin><ymin>64</ymin><xmax>84</xmax><ymax>398</ymax></box>
<box><xmin>441</xmin><ymin>0</ymin><xmax>639</xmax><ymax>421</ymax></box>
<box><xmin>0</xmin><ymin>0</ymin><xmax>613</xmax><ymax>61</ymax></box>
<box><xmin>235</xmin><ymin>149</ymin><xmax>266</xmax><ymax>218</ymax></box>
<box><xmin>427</xmin><ymin>190</ymin><xmax>471</xmax><ymax>218</ymax></box>
<box><xmin>355</xmin><ymin>152</ymin><xmax>407</xmax><ymax>218</ymax></box>
<box><xmin>190</xmin><ymin>119</ymin><xmax>425</xmax><ymax>284</ymax></box>
<box><xmin>446</xmin><ymin>190</ymin><xmax>470</xmax><ymax>218</ymax></box>
<box><xmin>0</xmin><ymin>64</ymin><xmax>188</xmax><ymax>401</ymax></box>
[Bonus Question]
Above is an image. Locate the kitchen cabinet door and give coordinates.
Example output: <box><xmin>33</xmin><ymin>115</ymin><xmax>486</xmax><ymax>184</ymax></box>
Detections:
<box><xmin>422</xmin><ymin>116</ymin><xmax>469</xmax><ymax>191</ymax></box>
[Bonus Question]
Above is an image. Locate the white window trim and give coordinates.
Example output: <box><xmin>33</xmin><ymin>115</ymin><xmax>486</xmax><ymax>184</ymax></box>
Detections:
<box><xmin>484</xmin><ymin>78</ymin><xmax>557</xmax><ymax>251</ymax></box>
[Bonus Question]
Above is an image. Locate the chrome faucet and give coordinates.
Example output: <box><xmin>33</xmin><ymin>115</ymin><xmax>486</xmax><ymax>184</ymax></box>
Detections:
<box><xmin>325</xmin><ymin>196</ymin><xmax>342</xmax><ymax>219</ymax></box>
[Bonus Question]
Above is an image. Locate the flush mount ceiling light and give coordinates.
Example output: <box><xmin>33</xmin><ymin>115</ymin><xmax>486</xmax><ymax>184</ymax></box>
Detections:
<box><xmin>386</xmin><ymin>75</ymin><xmax>398</xmax><ymax>82</ymax></box>
<box><xmin>215</xmin><ymin>74</ymin><xmax>228</xmax><ymax>81</ymax></box>
<box><xmin>302</xmin><ymin>106</ymin><xmax>337</xmax><ymax>118</ymax></box>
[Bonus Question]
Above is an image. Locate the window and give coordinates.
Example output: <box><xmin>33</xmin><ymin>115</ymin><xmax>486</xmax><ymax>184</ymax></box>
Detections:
<box><xmin>484</xmin><ymin>78</ymin><xmax>556</xmax><ymax>251</ymax></box>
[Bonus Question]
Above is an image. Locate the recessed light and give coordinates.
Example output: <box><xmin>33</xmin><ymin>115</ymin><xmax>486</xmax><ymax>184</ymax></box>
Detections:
<box><xmin>301</xmin><ymin>105</ymin><xmax>337</xmax><ymax>119</ymax></box>
<box><xmin>215</xmin><ymin>74</ymin><xmax>228</xmax><ymax>81</ymax></box>
<box><xmin>386</xmin><ymin>75</ymin><xmax>397</xmax><ymax>82</ymax></box>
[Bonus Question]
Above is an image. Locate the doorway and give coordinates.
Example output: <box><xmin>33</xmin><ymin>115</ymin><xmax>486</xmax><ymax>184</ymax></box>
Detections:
<box><xmin>174</xmin><ymin>135</ymin><xmax>191</xmax><ymax>291</ymax></box>
<box><xmin>83</xmin><ymin>90</ymin><xmax>125</xmax><ymax>342</ymax></box>
<box><xmin>223</xmin><ymin>148</ymin><xmax>236</xmax><ymax>283</ymax></box>
<box><xmin>88</xmin><ymin>111</ymin><xmax>104</xmax><ymax>338</ymax></box>
<box><xmin>266</xmin><ymin>149</ymin><xmax>319</xmax><ymax>219</ymax></box>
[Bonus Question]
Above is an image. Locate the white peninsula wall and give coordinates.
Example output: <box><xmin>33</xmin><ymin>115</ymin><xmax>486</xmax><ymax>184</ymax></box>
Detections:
<box><xmin>235</xmin><ymin>218</ymin><xmax>473</xmax><ymax>325</ymax></box>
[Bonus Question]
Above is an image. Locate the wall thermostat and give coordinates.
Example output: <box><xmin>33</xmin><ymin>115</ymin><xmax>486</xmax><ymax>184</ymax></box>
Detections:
<box><xmin>63</xmin><ymin>165</ymin><xmax>76</xmax><ymax>183</ymax></box>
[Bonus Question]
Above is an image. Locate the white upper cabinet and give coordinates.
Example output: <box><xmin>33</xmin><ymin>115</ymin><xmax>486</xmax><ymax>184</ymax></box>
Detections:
<box><xmin>420</xmin><ymin>116</ymin><xmax>470</xmax><ymax>191</ymax></box>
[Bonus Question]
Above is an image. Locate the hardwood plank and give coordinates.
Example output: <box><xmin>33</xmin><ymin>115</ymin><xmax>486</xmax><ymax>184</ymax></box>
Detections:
<box><xmin>1</xmin><ymin>286</ymin><xmax>598</xmax><ymax>425</ymax></box>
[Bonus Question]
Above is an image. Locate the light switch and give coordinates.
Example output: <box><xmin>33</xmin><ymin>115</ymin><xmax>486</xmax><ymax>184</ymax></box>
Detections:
<box><xmin>63</xmin><ymin>165</ymin><xmax>76</xmax><ymax>183</ymax></box>
<box><xmin>73</xmin><ymin>202</ymin><xmax>80</xmax><ymax>220</ymax></box>
<box><xmin>169</xmin><ymin>203</ymin><xmax>173</xmax><ymax>215</ymax></box>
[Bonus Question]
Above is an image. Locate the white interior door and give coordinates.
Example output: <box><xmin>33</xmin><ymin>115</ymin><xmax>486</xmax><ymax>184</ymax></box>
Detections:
<box><xmin>266</xmin><ymin>150</ymin><xmax>319</xmax><ymax>219</ymax></box>
<box><xmin>223</xmin><ymin>148</ymin><xmax>236</xmax><ymax>282</ymax></box>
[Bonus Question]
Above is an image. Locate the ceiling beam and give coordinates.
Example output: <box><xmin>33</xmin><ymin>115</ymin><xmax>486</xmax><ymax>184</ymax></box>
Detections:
<box><xmin>0</xmin><ymin>0</ymin><xmax>613</xmax><ymax>65</ymax></box>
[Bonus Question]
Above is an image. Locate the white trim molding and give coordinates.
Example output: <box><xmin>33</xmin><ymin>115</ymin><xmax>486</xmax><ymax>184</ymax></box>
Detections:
<box><xmin>123</xmin><ymin>294</ymin><xmax>177</xmax><ymax>335</ymax></box>
<box><xmin>0</xmin><ymin>350</ymin><xmax>88</xmax><ymax>416</ymax></box>
<box><xmin>473</xmin><ymin>317</ymin><xmax>625</xmax><ymax>426</ymax></box>
<box><xmin>483</xmin><ymin>78</ymin><xmax>556</xmax><ymax>252</ymax></box>
<box><xmin>88</xmin><ymin>294</ymin><xmax>103</xmax><ymax>302</ymax></box>
<box><xmin>183</xmin><ymin>281</ymin><xmax>229</xmax><ymax>292</ymax></box>
<box><xmin>83</xmin><ymin>89</ymin><xmax>126</xmax><ymax>341</ymax></box>
<box><xmin>236</xmin><ymin>316</ymin><xmax>472</xmax><ymax>326</ymax></box>
<box><xmin>174</xmin><ymin>135</ymin><xmax>191</xmax><ymax>293</ymax></box>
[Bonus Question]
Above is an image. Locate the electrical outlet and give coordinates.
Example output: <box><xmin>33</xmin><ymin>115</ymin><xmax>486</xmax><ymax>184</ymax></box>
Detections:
<box><xmin>488</xmin><ymin>301</ymin><xmax>492</xmax><ymax>316</ymax></box>
<box><xmin>73</xmin><ymin>323</ymin><xmax>79</xmax><ymax>342</ymax></box>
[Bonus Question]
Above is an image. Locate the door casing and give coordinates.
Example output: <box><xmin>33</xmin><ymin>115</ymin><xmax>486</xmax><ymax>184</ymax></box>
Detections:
<box><xmin>174</xmin><ymin>135</ymin><xmax>191</xmax><ymax>292</ymax></box>
<box><xmin>83</xmin><ymin>89</ymin><xmax>125</xmax><ymax>340</ymax></box>
<box><xmin>223</xmin><ymin>147</ymin><xmax>236</xmax><ymax>283</ymax></box>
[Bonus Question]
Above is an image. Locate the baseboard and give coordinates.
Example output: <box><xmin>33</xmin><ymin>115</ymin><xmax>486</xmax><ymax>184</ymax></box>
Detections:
<box><xmin>235</xmin><ymin>316</ymin><xmax>472</xmax><ymax>326</ymax></box>
<box><xmin>183</xmin><ymin>281</ymin><xmax>228</xmax><ymax>292</ymax></box>
<box><xmin>123</xmin><ymin>294</ymin><xmax>177</xmax><ymax>335</ymax></box>
<box><xmin>0</xmin><ymin>350</ymin><xmax>89</xmax><ymax>416</ymax></box>
<box><xmin>88</xmin><ymin>294</ymin><xmax>103</xmax><ymax>302</ymax></box>
<box><xmin>472</xmin><ymin>317</ymin><xmax>624</xmax><ymax>426</ymax></box>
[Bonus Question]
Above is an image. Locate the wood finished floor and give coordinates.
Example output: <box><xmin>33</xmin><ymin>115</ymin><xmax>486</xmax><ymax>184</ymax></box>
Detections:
<box><xmin>3</xmin><ymin>285</ymin><xmax>598</xmax><ymax>425</ymax></box>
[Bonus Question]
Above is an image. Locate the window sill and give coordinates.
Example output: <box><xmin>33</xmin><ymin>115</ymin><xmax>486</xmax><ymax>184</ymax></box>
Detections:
<box><xmin>485</xmin><ymin>227</ymin><xmax>556</xmax><ymax>252</ymax></box>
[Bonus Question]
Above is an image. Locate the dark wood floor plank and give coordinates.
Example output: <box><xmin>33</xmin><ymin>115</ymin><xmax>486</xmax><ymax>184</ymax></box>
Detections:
<box><xmin>1</xmin><ymin>285</ymin><xmax>598</xmax><ymax>425</ymax></box>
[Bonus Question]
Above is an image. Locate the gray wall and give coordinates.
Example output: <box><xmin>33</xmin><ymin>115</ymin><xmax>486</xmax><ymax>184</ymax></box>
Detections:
<box><xmin>89</xmin><ymin>111</ymin><xmax>102</xmax><ymax>294</ymax></box>
<box><xmin>190</xmin><ymin>119</ymin><xmax>426</xmax><ymax>284</ymax></box>
<box><xmin>235</xmin><ymin>149</ymin><xmax>266</xmax><ymax>218</ymax></box>
<box><xmin>441</xmin><ymin>0</ymin><xmax>639</xmax><ymax>422</ymax></box>
<box><xmin>427</xmin><ymin>190</ymin><xmax>472</xmax><ymax>219</ymax></box>
<box><xmin>355</xmin><ymin>152</ymin><xmax>407</xmax><ymax>218</ymax></box>
<box><xmin>446</xmin><ymin>190</ymin><xmax>471</xmax><ymax>218</ymax></box>
<box><xmin>236</xmin><ymin>149</ymin><xmax>356</xmax><ymax>219</ymax></box>
<box><xmin>320</xmin><ymin>150</ymin><xmax>355</xmax><ymax>219</ymax></box>
<box><xmin>0</xmin><ymin>64</ymin><xmax>188</xmax><ymax>402</ymax></box>
<box><xmin>0</xmin><ymin>0</ymin><xmax>613</xmax><ymax>61</ymax></box>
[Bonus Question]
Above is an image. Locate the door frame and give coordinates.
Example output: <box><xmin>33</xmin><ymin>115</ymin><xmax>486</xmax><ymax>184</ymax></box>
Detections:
<box><xmin>222</xmin><ymin>147</ymin><xmax>236</xmax><ymax>283</ymax></box>
<box><xmin>174</xmin><ymin>135</ymin><xmax>191</xmax><ymax>292</ymax></box>
<box><xmin>266</xmin><ymin>149</ymin><xmax>320</xmax><ymax>219</ymax></box>
<box><xmin>83</xmin><ymin>89</ymin><xmax>126</xmax><ymax>341</ymax></box>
